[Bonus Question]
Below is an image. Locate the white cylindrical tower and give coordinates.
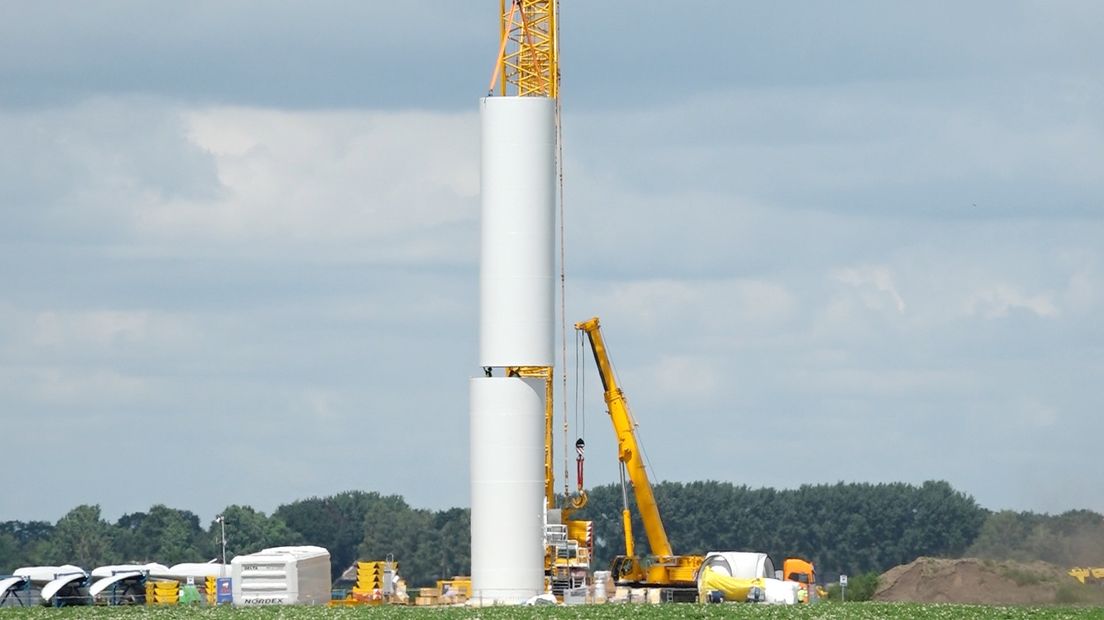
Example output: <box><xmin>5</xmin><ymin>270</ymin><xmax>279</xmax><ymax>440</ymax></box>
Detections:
<box><xmin>479</xmin><ymin>96</ymin><xmax>556</xmax><ymax>368</ymax></box>
<box><xmin>469</xmin><ymin>376</ymin><xmax>546</xmax><ymax>603</ymax></box>
<box><xmin>469</xmin><ymin>95</ymin><xmax>556</xmax><ymax>604</ymax></box>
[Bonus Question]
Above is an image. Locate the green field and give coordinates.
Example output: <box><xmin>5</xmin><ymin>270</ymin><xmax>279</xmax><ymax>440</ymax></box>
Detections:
<box><xmin>2</xmin><ymin>605</ymin><xmax>1104</xmax><ymax>620</ymax></box>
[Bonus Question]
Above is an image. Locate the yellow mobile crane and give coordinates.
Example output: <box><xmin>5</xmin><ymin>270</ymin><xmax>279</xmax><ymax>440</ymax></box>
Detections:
<box><xmin>575</xmin><ymin>317</ymin><xmax>704</xmax><ymax>595</ymax></box>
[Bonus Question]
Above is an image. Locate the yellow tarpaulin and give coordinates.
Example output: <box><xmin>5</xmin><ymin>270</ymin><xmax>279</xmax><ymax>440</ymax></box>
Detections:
<box><xmin>698</xmin><ymin>567</ymin><xmax>765</xmax><ymax>602</ymax></box>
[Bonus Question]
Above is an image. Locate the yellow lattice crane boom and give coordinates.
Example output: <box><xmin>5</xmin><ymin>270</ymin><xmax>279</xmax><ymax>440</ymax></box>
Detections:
<box><xmin>491</xmin><ymin>0</ymin><xmax>559</xmax><ymax>98</ymax></box>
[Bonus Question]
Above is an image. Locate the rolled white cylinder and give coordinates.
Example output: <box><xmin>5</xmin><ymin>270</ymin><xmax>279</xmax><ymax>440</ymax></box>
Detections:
<box><xmin>469</xmin><ymin>376</ymin><xmax>545</xmax><ymax>604</ymax></box>
<box><xmin>479</xmin><ymin>96</ymin><xmax>556</xmax><ymax>368</ymax></box>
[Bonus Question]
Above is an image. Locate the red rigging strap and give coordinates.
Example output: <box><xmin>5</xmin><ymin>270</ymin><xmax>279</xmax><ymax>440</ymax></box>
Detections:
<box><xmin>576</xmin><ymin>438</ymin><xmax>585</xmax><ymax>490</ymax></box>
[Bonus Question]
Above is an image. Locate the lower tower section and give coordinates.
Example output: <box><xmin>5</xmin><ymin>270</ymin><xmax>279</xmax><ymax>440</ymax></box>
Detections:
<box><xmin>469</xmin><ymin>377</ymin><xmax>546</xmax><ymax>603</ymax></box>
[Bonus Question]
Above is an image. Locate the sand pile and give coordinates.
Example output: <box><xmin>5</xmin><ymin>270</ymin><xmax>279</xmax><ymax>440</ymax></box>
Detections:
<box><xmin>873</xmin><ymin>557</ymin><xmax>1095</xmax><ymax>605</ymax></box>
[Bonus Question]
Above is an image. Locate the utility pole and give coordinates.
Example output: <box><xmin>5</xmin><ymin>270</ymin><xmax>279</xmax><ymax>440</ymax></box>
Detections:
<box><xmin>215</xmin><ymin>515</ymin><xmax>227</xmax><ymax>578</ymax></box>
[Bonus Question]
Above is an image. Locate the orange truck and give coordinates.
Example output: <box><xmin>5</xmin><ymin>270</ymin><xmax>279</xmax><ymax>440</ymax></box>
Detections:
<box><xmin>782</xmin><ymin>558</ymin><xmax>826</xmax><ymax>602</ymax></box>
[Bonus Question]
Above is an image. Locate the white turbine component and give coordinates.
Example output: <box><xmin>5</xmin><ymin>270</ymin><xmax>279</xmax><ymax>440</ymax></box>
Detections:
<box><xmin>14</xmin><ymin>566</ymin><xmax>76</xmax><ymax>583</ymax></box>
<box><xmin>478</xmin><ymin>96</ymin><xmax>556</xmax><ymax>367</ymax></box>
<box><xmin>701</xmin><ymin>552</ymin><xmax>776</xmax><ymax>579</ymax></box>
<box><xmin>469</xmin><ymin>376</ymin><xmax>545</xmax><ymax>604</ymax></box>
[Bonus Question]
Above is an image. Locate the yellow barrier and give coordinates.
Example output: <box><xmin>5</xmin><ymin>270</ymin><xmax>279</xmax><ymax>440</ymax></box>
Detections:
<box><xmin>1069</xmin><ymin>567</ymin><xmax>1104</xmax><ymax>584</ymax></box>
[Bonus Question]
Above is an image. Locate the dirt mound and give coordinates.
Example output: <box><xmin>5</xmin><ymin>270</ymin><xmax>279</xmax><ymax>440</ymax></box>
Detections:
<box><xmin>874</xmin><ymin>557</ymin><xmax>1086</xmax><ymax>605</ymax></box>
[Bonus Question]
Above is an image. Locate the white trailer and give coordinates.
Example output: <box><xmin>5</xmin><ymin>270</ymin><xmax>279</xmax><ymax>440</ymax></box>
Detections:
<box><xmin>231</xmin><ymin>546</ymin><xmax>330</xmax><ymax>605</ymax></box>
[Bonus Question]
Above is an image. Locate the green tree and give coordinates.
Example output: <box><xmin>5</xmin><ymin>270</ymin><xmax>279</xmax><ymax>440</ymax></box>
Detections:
<box><xmin>0</xmin><ymin>531</ymin><xmax>18</xmax><ymax>573</ymax></box>
<box><xmin>0</xmin><ymin>521</ymin><xmax>54</xmax><ymax>572</ymax></box>
<box><xmin>358</xmin><ymin>495</ymin><xmax>428</xmax><ymax>584</ymax></box>
<box><xmin>826</xmin><ymin>571</ymin><xmax>880</xmax><ymax>601</ymax></box>
<box><xmin>48</xmin><ymin>505</ymin><xmax>117</xmax><ymax>567</ymax></box>
<box><xmin>577</xmin><ymin>479</ymin><xmax>986</xmax><ymax>578</ymax></box>
<box><xmin>276</xmin><ymin>491</ymin><xmax>378</xmax><ymax>580</ymax></box>
<box><xmin>114</xmin><ymin>505</ymin><xmax>205</xmax><ymax>563</ymax></box>
<box><xmin>208</xmin><ymin>505</ymin><xmax>301</xmax><ymax>559</ymax></box>
<box><xmin>968</xmin><ymin>509</ymin><xmax>1104</xmax><ymax>566</ymax></box>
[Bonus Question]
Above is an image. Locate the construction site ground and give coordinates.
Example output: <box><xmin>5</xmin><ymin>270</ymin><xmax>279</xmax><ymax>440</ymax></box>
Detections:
<box><xmin>875</xmin><ymin>556</ymin><xmax>1104</xmax><ymax>606</ymax></box>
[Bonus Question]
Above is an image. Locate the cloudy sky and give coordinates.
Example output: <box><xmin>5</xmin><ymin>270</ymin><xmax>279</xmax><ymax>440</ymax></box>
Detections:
<box><xmin>2</xmin><ymin>2</ymin><xmax>1101</xmax><ymax>524</ymax></box>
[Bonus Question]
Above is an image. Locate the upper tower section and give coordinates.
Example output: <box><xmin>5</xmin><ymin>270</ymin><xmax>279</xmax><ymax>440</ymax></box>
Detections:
<box><xmin>495</xmin><ymin>0</ymin><xmax>559</xmax><ymax>98</ymax></box>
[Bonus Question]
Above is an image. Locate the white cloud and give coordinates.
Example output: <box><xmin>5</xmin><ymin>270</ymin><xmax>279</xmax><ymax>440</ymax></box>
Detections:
<box><xmin>145</xmin><ymin>107</ymin><xmax>479</xmax><ymax>257</ymax></box>
<box><xmin>965</xmin><ymin>284</ymin><xmax>1059</xmax><ymax>319</ymax></box>
<box><xmin>582</xmin><ymin>277</ymin><xmax>795</xmax><ymax>334</ymax></box>
<box><xmin>1065</xmin><ymin>270</ymin><xmax>1100</xmax><ymax>313</ymax></box>
<box><xmin>1</xmin><ymin>100</ymin><xmax>481</xmax><ymax>264</ymax></box>
<box><xmin>1017</xmin><ymin>400</ymin><xmax>1059</xmax><ymax>429</ymax></box>
<box><xmin>832</xmin><ymin>265</ymin><xmax>907</xmax><ymax>314</ymax></box>
<box><xmin>30</xmin><ymin>309</ymin><xmax>195</xmax><ymax>349</ymax></box>
<box><xmin>792</xmin><ymin>366</ymin><xmax>969</xmax><ymax>397</ymax></box>
<box><xmin>4</xmin><ymin>366</ymin><xmax>152</xmax><ymax>407</ymax></box>
<box><xmin>636</xmin><ymin>354</ymin><xmax>722</xmax><ymax>403</ymax></box>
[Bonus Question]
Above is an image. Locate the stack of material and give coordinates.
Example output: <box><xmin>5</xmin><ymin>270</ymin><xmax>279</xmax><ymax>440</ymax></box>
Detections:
<box><xmin>414</xmin><ymin>587</ymin><xmax>440</xmax><ymax>606</ymax></box>
<box><xmin>436</xmin><ymin>576</ymin><xmax>471</xmax><ymax>604</ymax></box>
<box><xmin>593</xmin><ymin>571</ymin><xmax>611</xmax><ymax>603</ymax></box>
<box><xmin>146</xmin><ymin>581</ymin><xmax>179</xmax><ymax>605</ymax></box>
<box><xmin>351</xmin><ymin>561</ymin><xmax>397</xmax><ymax>600</ymax></box>
<box><xmin>611</xmin><ymin>586</ymin><xmax>648</xmax><ymax>603</ymax></box>
<box><xmin>563</xmin><ymin>586</ymin><xmax>588</xmax><ymax>605</ymax></box>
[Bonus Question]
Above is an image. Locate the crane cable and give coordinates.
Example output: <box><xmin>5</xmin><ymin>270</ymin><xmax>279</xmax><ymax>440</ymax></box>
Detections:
<box><xmin>604</xmin><ymin>328</ymin><xmax>660</xmax><ymax>487</ymax></box>
<box><xmin>557</xmin><ymin>84</ymin><xmax>570</xmax><ymax>502</ymax></box>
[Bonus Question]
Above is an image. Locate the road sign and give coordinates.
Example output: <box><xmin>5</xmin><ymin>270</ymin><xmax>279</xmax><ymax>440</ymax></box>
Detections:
<box><xmin>839</xmin><ymin>574</ymin><xmax>848</xmax><ymax>586</ymax></box>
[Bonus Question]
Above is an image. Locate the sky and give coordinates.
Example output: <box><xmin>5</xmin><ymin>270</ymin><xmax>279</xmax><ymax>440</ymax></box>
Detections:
<box><xmin>1</xmin><ymin>1</ymin><xmax>1102</xmax><ymax>524</ymax></box>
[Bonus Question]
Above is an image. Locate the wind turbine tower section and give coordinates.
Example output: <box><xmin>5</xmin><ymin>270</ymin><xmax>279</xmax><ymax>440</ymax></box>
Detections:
<box><xmin>470</xmin><ymin>0</ymin><xmax>560</xmax><ymax>605</ymax></box>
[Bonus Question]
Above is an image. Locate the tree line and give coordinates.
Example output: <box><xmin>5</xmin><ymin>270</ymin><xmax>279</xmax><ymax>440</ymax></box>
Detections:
<box><xmin>1</xmin><ymin>482</ymin><xmax>1098</xmax><ymax>587</ymax></box>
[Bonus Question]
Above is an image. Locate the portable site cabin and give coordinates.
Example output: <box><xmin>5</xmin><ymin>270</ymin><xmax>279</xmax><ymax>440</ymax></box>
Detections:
<box><xmin>231</xmin><ymin>546</ymin><xmax>330</xmax><ymax>605</ymax></box>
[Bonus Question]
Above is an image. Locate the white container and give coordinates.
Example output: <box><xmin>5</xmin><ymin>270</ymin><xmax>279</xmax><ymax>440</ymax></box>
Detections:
<box><xmin>469</xmin><ymin>376</ymin><xmax>545</xmax><ymax>604</ymax></box>
<box><xmin>231</xmin><ymin>546</ymin><xmax>330</xmax><ymax>605</ymax></box>
<box><xmin>478</xmin><ymin>96</ymin><xmax>556</xmax><ymax>367</ymax></box>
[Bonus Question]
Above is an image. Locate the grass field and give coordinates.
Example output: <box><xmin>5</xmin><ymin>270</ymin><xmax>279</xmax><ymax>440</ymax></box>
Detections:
<box><xmin>2</xmin><ymin>604</ymin><xmax>1104</xmax><ymax>620</ymax></box>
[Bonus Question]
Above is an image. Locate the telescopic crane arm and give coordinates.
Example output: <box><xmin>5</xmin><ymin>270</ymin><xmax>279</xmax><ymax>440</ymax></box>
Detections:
<box><xmin>575</xmin><ymin>317</ymin><xmax>673</xmax><ymax>559</ymax></box>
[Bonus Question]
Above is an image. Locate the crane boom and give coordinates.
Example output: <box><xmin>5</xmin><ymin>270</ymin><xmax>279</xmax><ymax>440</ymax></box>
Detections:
<box><xmin>575</xmin><ymin>317</ymin><xmax>673</xmax><ymax>558</ymax></box>
<box><xmin>496</xmin><ymin>0</ymin><xmax>559</xmax><ymax>98</ymax></box>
